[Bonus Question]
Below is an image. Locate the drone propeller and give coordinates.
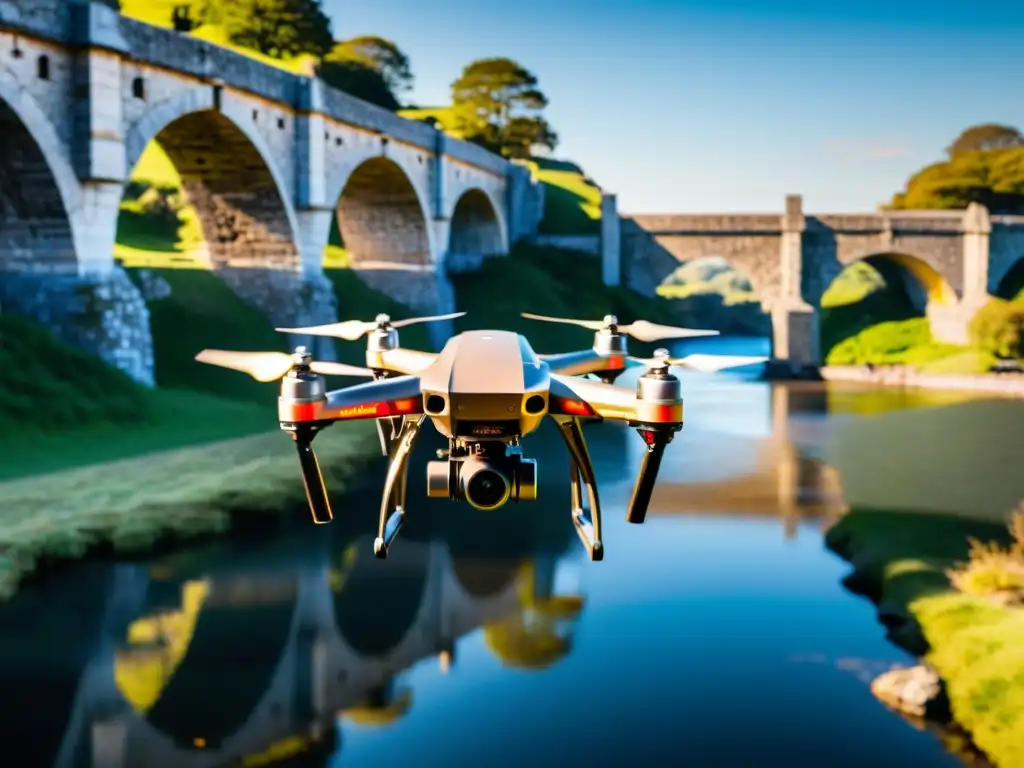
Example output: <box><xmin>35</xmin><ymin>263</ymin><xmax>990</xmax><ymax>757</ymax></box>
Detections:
<box><xmin>276</xmin><ymin>311</ymin><xmax>466</xmax><ymax>341</ymax></box>
<box><xmin>629</xmin><ymin>349</ymin><xmax>769</xmax><ymax>373</ymax></box>
<box><xmin>520</xmin><ymin>312</ymin><xmax>719</xmax><ymax>342</ymax></box>
<box><xmin>194</xmin><ymin>348</ymin><xmax>375</xmax><ymax>382</ymax></box>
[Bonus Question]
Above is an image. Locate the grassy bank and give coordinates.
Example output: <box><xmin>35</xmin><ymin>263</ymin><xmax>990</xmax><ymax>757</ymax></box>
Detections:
<box><xmin>825</xmin><ymin>510</ymin><xmax>1024</xmax><ymax>767</ymax></box>
<box><xmin>0</xmin><ymin>421</ymin><xmax>379</xmax><ymax>601</ymax></box>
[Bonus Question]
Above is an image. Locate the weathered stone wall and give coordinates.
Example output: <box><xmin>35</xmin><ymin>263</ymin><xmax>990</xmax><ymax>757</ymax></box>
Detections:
<box><xmin>0</xmin><ymin>266</ymin><xmax>154</xmax><ymax>384</ymax></box>
<box><xmin>622</xmin><ymin>215</ymin><xmax>783</xmax><ymax>300</ymax></box>
<box><xmin>505</xmin><ymin>162</ymin><xmax>544</xmax><ymax>246</ymax></box>
<box><xmin>618</xmin><ymin>196</ymin><xmax>1024</xmax><ymax>363</ymax></box>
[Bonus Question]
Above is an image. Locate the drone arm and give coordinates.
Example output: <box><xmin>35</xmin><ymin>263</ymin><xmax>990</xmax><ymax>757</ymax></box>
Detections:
<box><xmin>540</xmin><ymin>349</ymin><xmax>627</xmax><ymax>378</ymax></box>
<box><xmin>278</xmin><ymin>375</ymin><xmax>424</xmax><ymax>424</ymax></box>
<box><xmin>549</xmin><ymin>374</ymin><xmax>682</xmax><ymax>426</ymax></box>
<box><xmin>367</xmin><ymin>348</ymin><xmax>438</xmax><ymax>376</ymax></box>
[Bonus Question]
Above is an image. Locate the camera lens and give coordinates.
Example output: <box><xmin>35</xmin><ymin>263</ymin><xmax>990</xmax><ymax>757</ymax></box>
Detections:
<box><xmin>465</xmin><ymin>467</ymin><xmax>510</xmax><ymax>510</ymax></box>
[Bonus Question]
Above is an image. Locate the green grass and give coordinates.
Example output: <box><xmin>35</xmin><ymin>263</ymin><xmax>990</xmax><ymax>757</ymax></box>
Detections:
<box><xmin>526</xmin><ymin>158</ymin><xmax>603</xmax><ymax>236</ymax></box>
<box><xmin>0</xmin><ymin>421</ymin><xmax>378</xmax><ymax>601</ymax></box>
<box><xmin>826</xmin><ymin>509</ymin><xmax>1024</xmax><ymax>768</ymax></box>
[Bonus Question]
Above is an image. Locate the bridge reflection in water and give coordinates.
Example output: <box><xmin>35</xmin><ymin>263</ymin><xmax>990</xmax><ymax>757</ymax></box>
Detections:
<box><xmin>37</xmin><ymin>421</ymin><xmax>620</xmax><ymax>768</ymax></box>
<box><xmin>646</xmin><ymin>383</ymin><xmax>849</xmax><ymax>538</ymax></box>
<box><xmin>50</xmin><ymin>539</ymin><xmax>583</xmax><ymax>768</ymax></box>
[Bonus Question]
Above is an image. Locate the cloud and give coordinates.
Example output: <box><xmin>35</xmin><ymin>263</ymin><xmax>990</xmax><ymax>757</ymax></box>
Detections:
<box><xmin>826</xmin><ymin>138</ymin><xmax>908</xmax><ymax>159</ymax></box>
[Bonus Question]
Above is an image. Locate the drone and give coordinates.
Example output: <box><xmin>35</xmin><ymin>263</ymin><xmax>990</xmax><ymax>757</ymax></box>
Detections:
<box><xmin>194</xmin><ymin>312</ymin><xmax>767</xmax><ymax>561</ymax></box>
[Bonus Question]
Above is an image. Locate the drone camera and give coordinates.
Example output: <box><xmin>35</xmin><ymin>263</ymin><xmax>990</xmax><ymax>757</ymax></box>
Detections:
<box><xmin>426</xmin><ymin>451</ymin><xmax>538</xmax><ymax>510</ymax></box>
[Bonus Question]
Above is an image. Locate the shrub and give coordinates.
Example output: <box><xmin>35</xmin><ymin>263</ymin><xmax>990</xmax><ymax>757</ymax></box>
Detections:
<box><xmin>968</xmin><ymin>297</ymin><xmax>1024</xmax><ymax>359</ymax></box>
<box><xmin>948</xmin><ymin>503</ymin><xmax>1024</xmax><ymax>599</ymax></box>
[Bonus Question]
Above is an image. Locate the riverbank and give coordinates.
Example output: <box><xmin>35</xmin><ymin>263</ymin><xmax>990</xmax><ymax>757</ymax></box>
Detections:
<box><xmin>825</xmin><ymin>509</ymin><xmax>1024</xmax><ymax>768</ymax></box>
<box><xmin>0</xmin><ymin>421</ymin><xmax>379</xmax><ymax>601</ymax></box>
<box><xmin>821</xmin><ymin>365</ymin><xmax>1024</xmax><ymax>397</ymax></box>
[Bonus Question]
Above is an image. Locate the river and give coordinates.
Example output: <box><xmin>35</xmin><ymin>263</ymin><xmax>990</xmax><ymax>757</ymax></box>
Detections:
<box><xmin>1</xmin><ymin>337</ymin><xmax>1021</xmax><ymax>768</ymax></box>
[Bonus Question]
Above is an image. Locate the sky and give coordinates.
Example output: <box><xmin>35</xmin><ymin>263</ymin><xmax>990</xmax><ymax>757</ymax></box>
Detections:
<box><xmin>323</xmin><ymin>0</ymin><xmax>1024</xmax><ymax>215</ymax></box>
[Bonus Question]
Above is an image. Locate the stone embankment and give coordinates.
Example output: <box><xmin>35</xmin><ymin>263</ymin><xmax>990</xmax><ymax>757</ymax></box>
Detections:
<box><xmin>820</xmin><ymin>366</ymin><xmax>1024</xmax><ymax>397</ymax></box>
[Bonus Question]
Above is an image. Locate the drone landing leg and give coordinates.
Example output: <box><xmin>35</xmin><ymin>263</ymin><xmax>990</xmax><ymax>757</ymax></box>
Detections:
<box><xmin>376</xmin><ymin>416</ymin><xmax>405</xmax><ymax>457</ymax></box>
<box><xmin>373</xmin><ymin>415</ymin><xmax>424</xmax><ymax>559</ymax></box>
<box><xmin>555</xmin><ymin>418</ymin><xmax>604</xmax><ymax>561</ymax></box>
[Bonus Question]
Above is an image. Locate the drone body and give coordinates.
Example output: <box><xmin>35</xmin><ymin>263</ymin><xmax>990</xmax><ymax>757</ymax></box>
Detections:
<box><xmin>196</xmin><ymin>313</ymin><xmax>767</xmax><ymax>561</ymax></box>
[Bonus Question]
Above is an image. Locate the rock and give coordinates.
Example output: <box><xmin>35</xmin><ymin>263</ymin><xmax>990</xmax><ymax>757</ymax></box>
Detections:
<box><xmin>135</xmin><ymin>269</ymin><xmax>172</xmax><ymax>301</ymax></box>
<box><xmin>870</xmin><ymin>664</ymin><xmax>944</xmax><ymax>718</ymax></box>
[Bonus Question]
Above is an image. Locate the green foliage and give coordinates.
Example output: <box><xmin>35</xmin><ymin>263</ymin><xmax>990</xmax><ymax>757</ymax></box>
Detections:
<box><xmin>196</xmin><ymin>0</ymin><xmax>333</xmax><ymax>58</ymax></box>
<box><xmin>968</xmin><ymin>296</ymin><xmax>1024</xmax><ymax>359</ymax></box>
<box><xmin>947</xmin><ymin>123</ymin><xmax>1024</xmax><ymax>158</ymax></box>
<box><xmin>889</xmin><ymin>123</ymin><xmax>1024</xmax><ymax>212</ymax></box>
<box><xmin>125</xmin><ymin>268</ymin><xmax>290</xmax><ymax>405</ymax></box>
<box><xmin>0</xmin><ymin>314</ymin><xmax>152</xmax><ymax>431</ymax></box>
<box><xmin>317</xmin><ymin>59</ymin><xmax>399</xmax><ymax>111</ymax></box>
<box><xmin>325</xmin><ymin>36</ymin><xmax>413</xmax><ymax>100</ymax></box>
<box><xmin>825</xmin><ymin>508</ymin><xmax>1024</xmax><ymax>768</ymax></box>
<box><xmin>449</xmin><ymin>58</ymin><xmax>557</xmax><ymax>160</ymax></box>
<box><xmin>528</xmin><ymin>158</ymin><xmax>602</xmax><ymax>236</ymax></box>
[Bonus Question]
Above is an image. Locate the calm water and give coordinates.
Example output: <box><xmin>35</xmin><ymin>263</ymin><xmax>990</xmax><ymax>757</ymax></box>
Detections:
<box><xmin>2</xmin><ymin>338</ymin><xmax>1022</xmax><ymax>768</ymax></box>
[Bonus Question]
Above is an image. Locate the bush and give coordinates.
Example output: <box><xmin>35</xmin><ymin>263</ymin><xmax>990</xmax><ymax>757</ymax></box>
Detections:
<box><xmin>948</xmin><ymin>503</ymin><xmax>1024</xmax><ymax>601</ymax></box>
<box><xmin>968</xmin><ymin>297</ymin><xmax>1024</xmax><ymax>359</ymax></box>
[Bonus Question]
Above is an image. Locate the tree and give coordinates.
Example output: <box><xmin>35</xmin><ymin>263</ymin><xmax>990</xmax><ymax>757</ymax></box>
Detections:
<box><xmin>449</xmin><ymin>58</ymin><xmax>557</xmax><ymax>160</ymax></box>
<box><xmin>317</xmin><ymin>59</ymin><xmax>400</xmax><ymax>111</ymax></box>
<box><xmin>888</xmin><ymin>124</ymin><xmax>1024</xmax><ymax>213</ymax></box>
<box><xmin>325</xmin><ymin>36</ymin><xmax>413</xmax><ymax>99</ymax></box>
<box><xmin>969</xmin><ymin>297</ymin><xmax>1024</xmax><ymax>359</ymax></box>
<box><xmin>198</xmin><ymin>0</ymin><xmax>333</xmax><ymax>59</ymax></box>
<box><xmin>946</xmin><ymin>123</ymin><xmax>1024</xmax><ymax>158</ymax></box>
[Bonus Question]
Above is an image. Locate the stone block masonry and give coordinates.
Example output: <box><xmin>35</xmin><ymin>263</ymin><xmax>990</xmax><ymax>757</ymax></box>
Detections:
<box><xmin>608</xmin><ymin>194</ymin><xmax>1024</xmax><ymax>365</ymax></box>
<box><xmin>0</xmin><ymin>0</ymin><xmax>544</xmax><ymax>383</ymax></box>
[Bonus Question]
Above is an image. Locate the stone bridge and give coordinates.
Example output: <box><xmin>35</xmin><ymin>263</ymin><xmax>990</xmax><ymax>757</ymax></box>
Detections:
<box><xmin>48</xmin><ymin>539</ymin><xmax>581</xmax><ymax>768</ymax></box>
<box><xmin>602</xmin><ymin>193</ymin><xmax>1024</xmax><ymax>365</ymax></box>
<box><xmin>0</xmin><ymin>0</ymin><xmax>543</xmax><ymax>384</ymax></box>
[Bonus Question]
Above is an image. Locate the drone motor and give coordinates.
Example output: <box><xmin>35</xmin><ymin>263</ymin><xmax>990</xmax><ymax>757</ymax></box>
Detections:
<box><xmin>426</xmin><ymin>443</ymin><xmax>538</xmax><ymax>510</ymax></box>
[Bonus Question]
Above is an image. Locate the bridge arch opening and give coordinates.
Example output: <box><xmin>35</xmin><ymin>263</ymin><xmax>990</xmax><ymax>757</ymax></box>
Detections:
<box><xmin>331</xmin><ymin>540</ymin><xmax>430</xmax><ymax>659</ymax></box>
<box><xmin>331</xmin><ymin>157</ymin><xmax>436</xmax><ymax>300</ymax></box>
<box><xmin>994</xmin><ymin>256</ymin><xmax>1024</xmax><ymax>301</ymax></box>
<box><xmin>819</xmin><ymin>252</ymin><xmax>957</xmax><ymax>363</ymax></box>
<box><xmin>655</xmin><ymin>256</ymin><xmax>773</xmax><ymax>352</ymax></box>
<box><xmin>116</xmin><ymin>108</ymin><xmax>316</xmax><ymax>398</ymax></box>
<box><xmin>446</xmin><ymin>188</ymin><xmax>507</xmax><ymax>274</ymax></box>
<box><xmin>0</xmin><ymin>98</ymin><xmax>76</xmax><ymax>275</ymax></box>
<box><xmin>113</xmin><ymin>576</ymin><xmax>299</xmax><ymax>752</ymax></box>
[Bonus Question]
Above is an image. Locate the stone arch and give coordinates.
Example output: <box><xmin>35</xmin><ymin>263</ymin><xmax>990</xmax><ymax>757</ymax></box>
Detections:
<box><xmin>112</xmin><ymin>577</ymin><xmax>300</xmax><ymax>752</ymax></box>
<box><xmin>329</xmin><ymin>156</ymin><xmax>446</xmax><ymax>315</ymax></box>
<box><xmin>446</xmin><ymin>187</ymin><xmax>509</xmax><ymax>274</ymax></box>
<box><xmin>124</xmin><ymin>90</ymin><xmax>298</xmax><ymax>243</ymax></box>
<box><xmin>818</xmin><ymin>251</ymin><xmax>958</xmax><ymax>358</ymax></box>
<box><xmin>994</xmin><ymin>255</ymin><xmax>1024</xmax><ymax>300</ymax></box>
<box><xmin>0</xmin><ymin>69</ymin><xmax>82</xmax><ymax>274</ymax></box>
<box><xmin>120</xmin><ymin>95</ymin><xmax>331</xmax><ymax>335</ymax></box>
<box><xmin>331</xmin><ymin>539</ymin><xmax>430</xmax><ymax>659</ymax></box>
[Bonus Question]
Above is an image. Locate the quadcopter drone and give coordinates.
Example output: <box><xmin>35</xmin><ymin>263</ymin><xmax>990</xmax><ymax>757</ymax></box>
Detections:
<box><xmin>195</xmin><ymin>312</ymin><xmax>767</xmax><ymax>561</ymax></box>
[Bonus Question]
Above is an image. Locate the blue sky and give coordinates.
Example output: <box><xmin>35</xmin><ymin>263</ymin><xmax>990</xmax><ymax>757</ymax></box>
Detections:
<box><xmin>323</xmin><ymin>0</ymin><xmax>1024</xmax><ymax>214</ymax></box>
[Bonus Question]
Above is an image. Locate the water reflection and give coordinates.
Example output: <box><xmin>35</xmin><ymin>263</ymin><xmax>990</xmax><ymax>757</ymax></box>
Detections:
<box><xmin>3</xmin><ymin>366</ymin><xmax>1019</xmax><ymax>768</ymax></box>
<box><xmin>29</xmin><ymin>530</ymin><xmax>582</xmax><ymax>767</ymax></box>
